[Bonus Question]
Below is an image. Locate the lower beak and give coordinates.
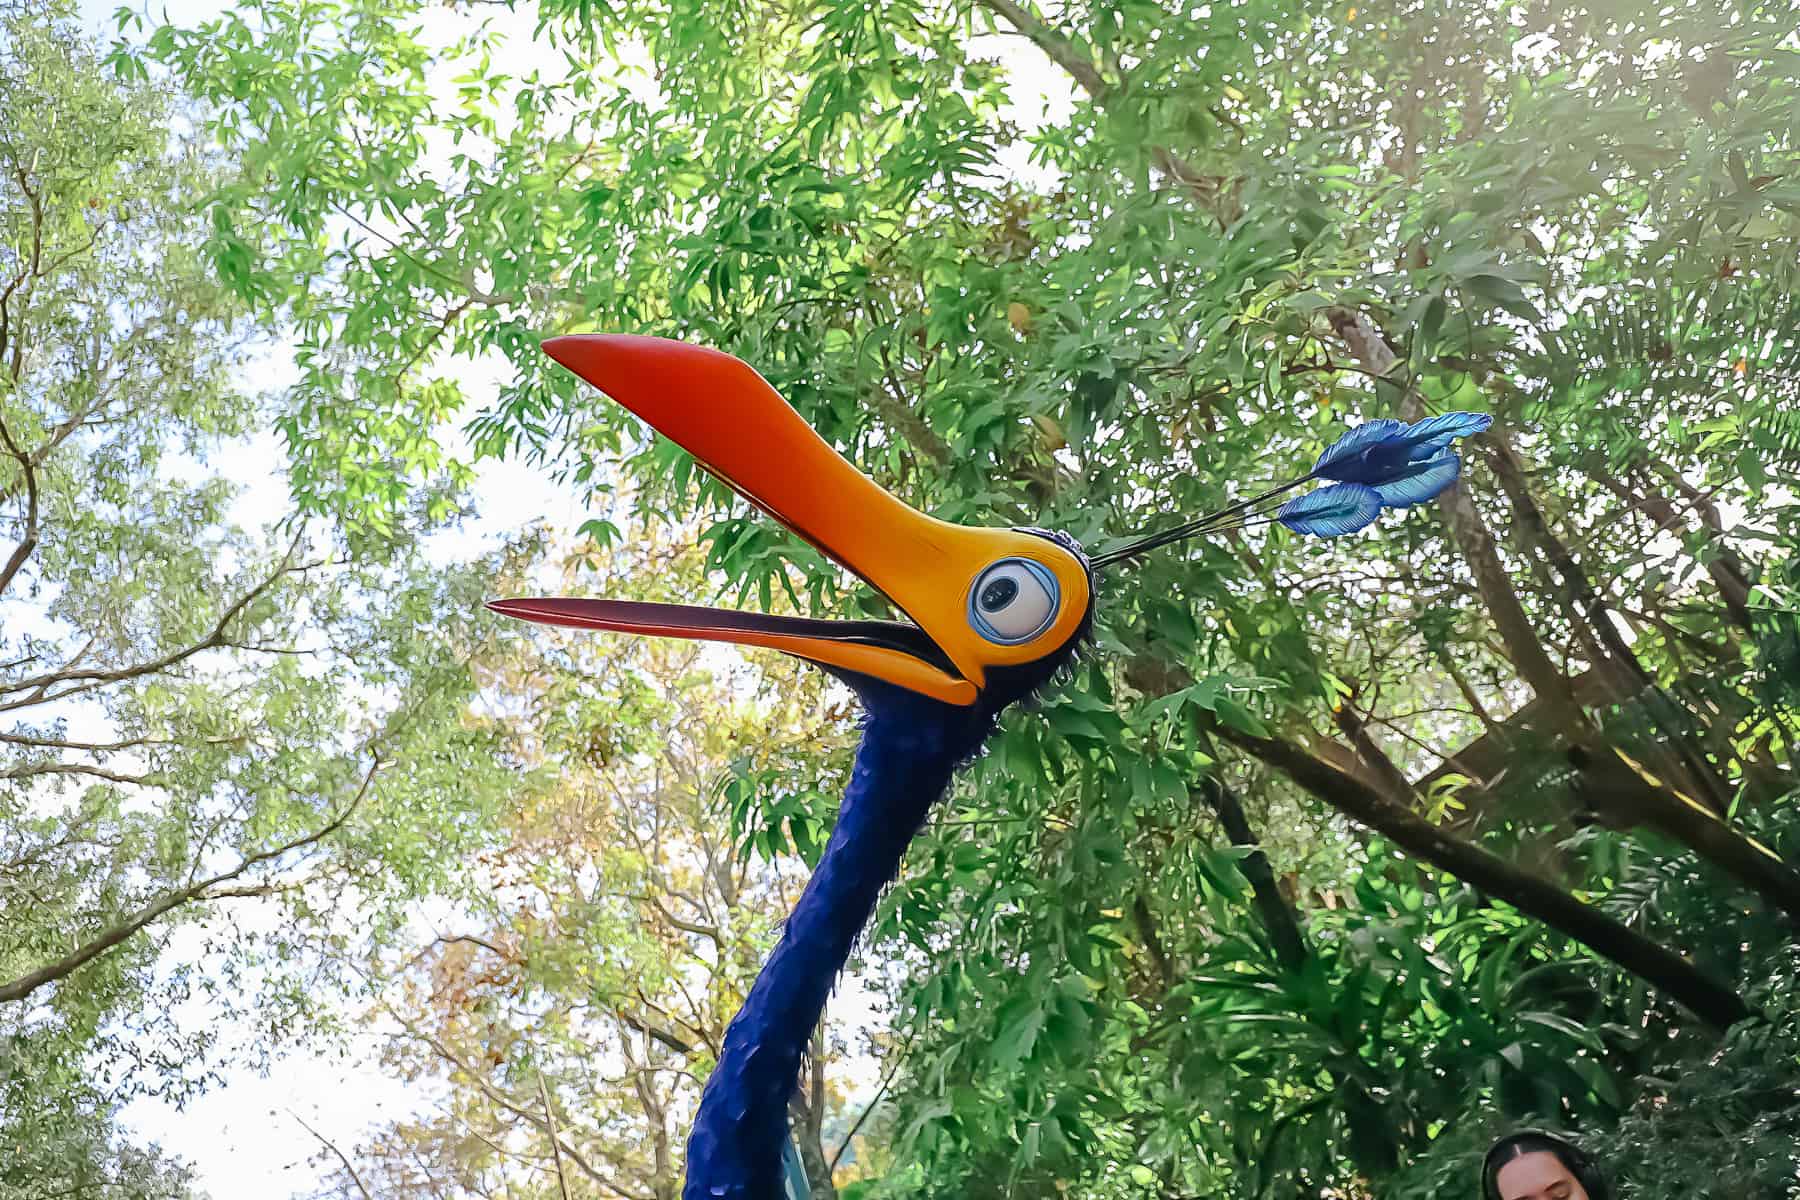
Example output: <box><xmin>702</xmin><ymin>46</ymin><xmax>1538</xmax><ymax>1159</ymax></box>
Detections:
<box><xmin>487</xmin><ymin>597</ymin><xmax>976</xmax><ymax>706</ymax></box>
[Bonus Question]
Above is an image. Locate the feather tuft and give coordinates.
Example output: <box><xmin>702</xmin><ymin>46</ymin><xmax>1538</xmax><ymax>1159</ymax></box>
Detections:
<box><xmin>1401</xmin><ymin>411</ymin><xmax>1492</xmax><ymax>459</ymax></box>
<box><xmin>1372</xmin><ymin>448</ymin><xmax>1462</xmax><ymax>508</ymax></box>
<box><xmin>1311</xmin><ymin>418</ymin><xmax>1406</xmax><ymax>476</ymax></box>
<box><xmin>1312</xmin><ymin>411</ymin><xmax>1490</xmax><ymax>485</ymax></box>
<box><xmin>1277</xmin><ymin>483</ymin><xmax>1383</xmax><ymax>537</ymax></box>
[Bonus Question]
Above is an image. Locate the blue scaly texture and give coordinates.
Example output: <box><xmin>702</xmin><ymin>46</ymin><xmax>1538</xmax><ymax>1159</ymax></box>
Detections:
<box><xmin>682</xmin><ymin>686</ymin><xmax>995</xmax><ymax>1199</ymax></box>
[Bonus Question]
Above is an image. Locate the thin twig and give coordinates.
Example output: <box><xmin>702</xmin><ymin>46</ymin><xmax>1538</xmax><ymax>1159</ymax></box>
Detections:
<box><xmin>0</xmin><ymin>414</ymin><xmax>40</xmax><ymax>598</ymax></box>
<box><xmin>538</xmin><ymin>1074</ymin><xmax>575</xmax><ymax>1200</ymax></box>
<box><xmin>0</xmin><ymin>757</ymin><xmax>383</xmax><ymax>1004</ymax></box>
<box><xmin>288</xmin><ymin>1109</ymin><xmax>375</xmax><ymax>1200</ymax></box>
<box><xmin>830</xmin><ymin>1025</ymin><xmax>920</xmax><ymax>1173</ymax></box>
<box><xmin>0</xmin><ymin>535</ymin><xmax>311</xmax><ymax>711</ymax></box>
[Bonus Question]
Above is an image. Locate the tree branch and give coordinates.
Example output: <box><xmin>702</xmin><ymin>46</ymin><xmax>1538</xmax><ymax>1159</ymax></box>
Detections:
<box><xmin>537</xmin><ymin>1074</ymin><xmax>575</xmax><ymax>1200</ymax></box>
<box><xmin>2</xmin><ymin>162</ymin><xmax>45</xmax><ymax>382</ymax></box>
<box><xmin>830</xmin><ymin>1024</ymin><xmax>919</xmax><ymax>1174</ymax></box>
<box><xmin>1129</xmin><ymin>892</ymin><xmax>1176</xmax><ymax>987</ymax></box>
<box><xmin>1330</xmin><ymin>685</ymin><xmax>1420</xmax><ymax>805</ymax></box>
<box><xmin>0</xmin><ymin>761</ymin><xmax>155</xmax><ymax>786</ymax></box>
<box><xmin>0</xmin><ymin>536</ymin><xmax>307</xmax><ymax>711</ymax></box>
<box><xmin>972</xmin><ymin>0</ymin><xmax>1220</xmax><ymax>201</ymax></box>
<box><xmin>634</xmin><ymin>890</ymin><xmax>725</xmax><ymax>948</ymax></box>
<box><xmin>0</xmin><ymin>414</ymin><xmax>40</xmax><ymax>598</ymax></box>
<box><xmin>393</xmin><ymin>1017</ymin><xmax>650</xmax><ymax>1200</ymax></box>
<box><xmin>974</xmin><ymin>0</ymin><xmax>1109</xmax><ymax>101</ymax></box>
<box><xmin>0</xmin><ymin>758</ymin><xmax>381</xmax><ymax>1005</ymax></box>
<box><xmin>1205</xmin><ymin>714</ymin><xmax>1750</xmax><ymax>1029</ymax></box>
<box><xmin>1323</xmin><ymin>307</ymin><xmax>1574</xmax><ymax>709</ymax></box>
<box><xmin>0</xmin><ymin>730</ymin><xmax>246</xmax><ymax>753</ymax></box>
<box><xmin>289</xmin><ymin>1109</ymin><xmax>375</xmax><ymax>1200</ymax></box>
<box><xmin>1196</xmin><ymin>775</ymin><xmax>1309</xmax><ymax>972</ymax></box>
<box><xmin>1484</xmin><ymin>429</ymin><xmax>1732</xmax><ymax>815</ymax></box>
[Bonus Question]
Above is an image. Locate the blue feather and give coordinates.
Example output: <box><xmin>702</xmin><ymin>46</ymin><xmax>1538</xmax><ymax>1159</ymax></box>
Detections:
<box><xmin>1401</xmin><ymin>411</ymin><xmax>1492</xmax><ymax>460</ymax></box>
<box><xmin>684</xmin><ymin>699</ymin><xmax>980</xmax><ymax>1199</ymax></box>
<box><xmin>676</xmin><ymin>541</ymin><xmax>1094</xmax><ymax>1198</ymax></box>
<box><xmin>1311</xmin><ymin>418</ymin><xmax>1405</xmax><ymax>476</ymax></box>
<box><xmin>1311</xmin><ymin>411</ymin><xmax>1490</xmax><ymax>485</ymax></box>
<box><xmin>1277</xmin><ymin>483</ymin><xmax>1383</xmax><ymax>537</ymax></box>
<box><xmin>1372</xmin><ymin>448</ymin><xmax>1462</xmax><ymax>508</ymax></box>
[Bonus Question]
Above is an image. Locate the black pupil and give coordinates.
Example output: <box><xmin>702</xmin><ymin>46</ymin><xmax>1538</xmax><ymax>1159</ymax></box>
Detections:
<box><xmin>979</xmin><ymin>576</ymin><xmax>1019</xmax><ymax>612</ymax></box>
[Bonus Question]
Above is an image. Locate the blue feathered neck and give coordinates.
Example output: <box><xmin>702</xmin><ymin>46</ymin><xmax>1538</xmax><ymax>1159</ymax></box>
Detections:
<box><xmin>683</xmin><ymin>529</ymin><xmax>1094</xmax><ymax>1199</ymax></box>
<box><xmin>682</xmin><ymin>690</ymin><xmax>996</xmax><ymax>1199</ymax></box>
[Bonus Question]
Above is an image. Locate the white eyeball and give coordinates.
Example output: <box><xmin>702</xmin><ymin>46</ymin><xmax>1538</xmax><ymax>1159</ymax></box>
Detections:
<box><xmin>967</xmin><ymin>558</ymin><xmax>1059</xmax><ymax>645</ymax></box>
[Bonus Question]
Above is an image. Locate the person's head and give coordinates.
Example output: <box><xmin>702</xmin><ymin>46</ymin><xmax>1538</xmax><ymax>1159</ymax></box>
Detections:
<box><xmin>1481</xmin><ymin>1130</ymin><xmax>1611</xmax><ymax>1200</ymax></box>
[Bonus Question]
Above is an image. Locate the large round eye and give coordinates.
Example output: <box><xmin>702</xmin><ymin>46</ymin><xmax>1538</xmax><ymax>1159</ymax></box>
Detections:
<box><xmin>967</xmin><ymin>558</ymin><xmax>1059</xmax><ymax>645</ymax></box>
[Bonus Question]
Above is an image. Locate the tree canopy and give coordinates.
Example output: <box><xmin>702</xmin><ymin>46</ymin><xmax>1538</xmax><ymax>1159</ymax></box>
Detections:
<box><xmin>2</xmin><ymin>0</ymin><xmax>1795</xmax><ymax>1195</ymax></box>
<box><xmin>1</xmin><ymin>8</ymin><xmax>518</xmax><ymax>1195</ymax></box>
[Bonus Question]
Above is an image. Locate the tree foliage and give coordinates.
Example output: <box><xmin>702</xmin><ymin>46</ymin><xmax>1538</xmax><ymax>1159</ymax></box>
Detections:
<box><xmin>86</xmin><ymin>0</ymin><xmax>1800</xmax><ymax>1193</ymax></box>
<box><xmin>314</xmin><ymin>529</ymin><xmax>864</xmax><ymax>1200</ymax></box>
<box><xmin>1</xmin><ymin>8</ymin><xmax>517</xmax><ymax>1195</ymax></box>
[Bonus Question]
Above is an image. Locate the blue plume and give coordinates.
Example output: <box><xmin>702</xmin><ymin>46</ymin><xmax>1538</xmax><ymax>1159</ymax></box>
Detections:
<box><xmin>1400</xmin><ymin>412</ymin><xmax>1492</xmax><ymax>460</ymax></box>
<box><xmin>1277</xmin><ymin>483</ymin><xmax>1383</xmax><ymax>537</ymax></box>
<box><xmin>1311</xmin><ymin>411</ymin><xmax>1490</xmax><ymax>485</ymax></box>
<box><xmin>1311</xmin><ymin>418</ymin><xmax>1405</xmax><ymax>477</ymax></box>
<box><xmin>1372</xmin><ymin>448</ymin><xmax>1462</xmax><ymax>508</ymax></box>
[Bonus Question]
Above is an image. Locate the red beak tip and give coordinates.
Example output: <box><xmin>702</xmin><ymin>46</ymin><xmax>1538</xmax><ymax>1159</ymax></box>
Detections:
<box><xmin>539</xmin><ymin>335</ymin><xmax>584</xmax><ymax>368</ymax></box>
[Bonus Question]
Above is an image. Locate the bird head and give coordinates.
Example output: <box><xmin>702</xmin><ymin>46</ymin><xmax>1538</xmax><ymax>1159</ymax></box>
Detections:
<box><xmin>489</xmin><ymin>335</ymin><xmax>1095</xmax><ymax>715</ymax></box>
<box><xmin>489</xmin><ymin>336</ymin><xmax>1491</xmax><ymax>716</ymax></box>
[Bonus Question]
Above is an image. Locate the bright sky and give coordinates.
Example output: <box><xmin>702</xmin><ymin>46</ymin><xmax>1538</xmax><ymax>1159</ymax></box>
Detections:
<box><xmin>69</xmin><ymin>0</ymin><xmax>1072</xmax><ymax>1194</ymax></box>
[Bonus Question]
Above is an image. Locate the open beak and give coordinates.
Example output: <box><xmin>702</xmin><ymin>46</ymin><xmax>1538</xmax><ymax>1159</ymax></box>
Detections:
<box><xmin>488</xmin><ymin>335</ymin><xmax>1090</xmax><ymax>707</ymax></box>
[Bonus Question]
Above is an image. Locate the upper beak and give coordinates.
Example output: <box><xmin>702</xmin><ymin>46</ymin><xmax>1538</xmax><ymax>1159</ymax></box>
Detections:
<box><xmin>488</xmin><ymin>335</ymin><xmax>1088</xmax><ymax>707</ymax></box>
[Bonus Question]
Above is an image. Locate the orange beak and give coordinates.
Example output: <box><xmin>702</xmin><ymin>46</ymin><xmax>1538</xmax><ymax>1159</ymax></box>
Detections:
<box><xmin>488</xmin><ymin>335</ymin><xmax>1090</xmax><ymax>707</ymax></box>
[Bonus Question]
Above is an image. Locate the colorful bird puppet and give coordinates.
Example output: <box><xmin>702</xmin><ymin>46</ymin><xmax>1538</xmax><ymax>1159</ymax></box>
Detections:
<box><xmin>490</xmin><ymin>335</ymin><xmax>1489</xmax><ymax>1200</ymax></box>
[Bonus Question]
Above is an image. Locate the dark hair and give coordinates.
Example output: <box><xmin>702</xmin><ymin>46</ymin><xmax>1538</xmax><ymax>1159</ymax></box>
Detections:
<box><xmin>1481</xmin><ymin>1130</ymin><xmax>1612</xmax><ymax>1200</ymax></box>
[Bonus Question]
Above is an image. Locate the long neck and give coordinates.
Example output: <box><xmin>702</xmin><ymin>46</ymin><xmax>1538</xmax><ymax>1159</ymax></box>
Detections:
<box><xmin>684</xmin><ymin>696</ymin><xmax>991</xmax><ymax>1199</ymax></box>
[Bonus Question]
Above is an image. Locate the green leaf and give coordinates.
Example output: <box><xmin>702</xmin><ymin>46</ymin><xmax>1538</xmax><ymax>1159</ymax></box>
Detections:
<box><xmin>1463</xmin><ymin>273</ymin><xmax>1542</xmax><ymax>322</ymax></box>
